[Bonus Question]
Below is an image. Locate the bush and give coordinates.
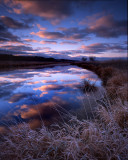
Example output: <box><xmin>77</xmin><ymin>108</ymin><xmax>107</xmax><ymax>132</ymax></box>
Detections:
<box><xmin>81</xmin><ymin>80</ymin><xmax>97</xmax><ymax>92</ymax></box>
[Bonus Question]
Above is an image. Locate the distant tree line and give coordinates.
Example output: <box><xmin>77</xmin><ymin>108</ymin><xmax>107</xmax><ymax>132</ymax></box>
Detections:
<box><xmin>0</xmin><ymin>54</ymin><xmax>57</xmax><ymax>62</ymax></box>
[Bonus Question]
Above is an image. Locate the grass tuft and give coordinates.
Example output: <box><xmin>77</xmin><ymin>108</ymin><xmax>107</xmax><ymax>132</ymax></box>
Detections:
<box><xmin>81</xmin><ymin>80</ymin><xmax>98</xmax><ymax>93</ymax></box>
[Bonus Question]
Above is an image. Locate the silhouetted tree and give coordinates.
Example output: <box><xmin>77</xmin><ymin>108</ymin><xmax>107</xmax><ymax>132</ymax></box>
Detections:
<box><xmin>82</xmin><ymin>57</ymin><xmax>87</xmax><ymax>62</ymax></box>
<box><xmin>89</xmin><ymin>56</ymin><xmax>95</xmax><ymax>62</ymax></box>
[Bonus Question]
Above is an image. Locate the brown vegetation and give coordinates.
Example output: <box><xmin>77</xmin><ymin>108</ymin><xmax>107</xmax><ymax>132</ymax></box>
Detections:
<box><xmin>106</xmin><ymin>72</ymin><xmax>128</xmax><ymax>101</ymax></box>
<box><xmin>0</xmin><ymin>99</ymin><xmax>127</xmax><ymax>160</ymax></box>
<box><xmin>81</xmin><ymin>80</ymin><xmax>97</xmax><ymax>92</ymax></box>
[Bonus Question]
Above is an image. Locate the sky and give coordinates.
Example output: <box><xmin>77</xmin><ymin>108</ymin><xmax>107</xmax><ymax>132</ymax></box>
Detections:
<box><xmin>0</xmin><ymin>0</ymin><xmax>127</xmax><ymax>60</ymax></box>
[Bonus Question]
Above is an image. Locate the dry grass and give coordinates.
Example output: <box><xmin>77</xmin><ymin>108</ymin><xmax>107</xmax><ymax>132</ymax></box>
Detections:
<box><xmin>101</xmin><ymin>59</ymin><xmax>128</xmax><ymax>71</ymax></box>
<box><xmin>106</xmin><ymin>71</ymin><xmax>128</xmax><ymax>101</ymax></box>
<box><xmin>74</xmin><ymin>59</ymin><xmax>127</xmax><ymax>87</ymax></box>
<box><xmin>0</xmin><ymin>98</ymin><xmax>128</xmax><ymax>160</ymax></box>
<box><xmin>99</xmin><ymin>67</ymin><xmax>115</xmax><ymax>86</ymax></box>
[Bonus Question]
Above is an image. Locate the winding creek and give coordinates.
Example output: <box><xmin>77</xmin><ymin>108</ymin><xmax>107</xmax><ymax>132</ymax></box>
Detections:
<box><xmin>0</xmin><ymin>65</ymin><xmax>102</xmax><ymax>129</ymax></box>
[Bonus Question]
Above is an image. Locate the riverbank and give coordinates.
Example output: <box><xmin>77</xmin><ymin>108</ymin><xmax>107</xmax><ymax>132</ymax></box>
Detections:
<box><xmin>0</xmin><ymin>61</ymin><xmax>71</xmax><ymax>71</ymax></box>
<box><xmin>0</xmin><ymin>60</ymin><xmax>128</xmax><ymax>160</ymax></box>
<box><xmin>73</xmin><ymin>59</ymin><xmax>128</xmax><ymax>101</ymax></box>
<box><xmin>0</xmin><ymin>54</ymin><xmax>73</xmax><ymax>70</ymax></box>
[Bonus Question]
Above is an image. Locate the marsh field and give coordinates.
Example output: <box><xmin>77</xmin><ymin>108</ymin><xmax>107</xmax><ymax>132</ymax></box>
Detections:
<box><xmin>0</xmin><ymin>59</ymin><xmax>127</xmax><ymax>160</ymax></box>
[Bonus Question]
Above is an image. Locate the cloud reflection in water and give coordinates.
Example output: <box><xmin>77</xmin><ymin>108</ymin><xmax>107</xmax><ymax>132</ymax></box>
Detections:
<box><xmin>0</xmin><ymin>65</ymin><xmax>101</xmax><ymax>129</ymax></box>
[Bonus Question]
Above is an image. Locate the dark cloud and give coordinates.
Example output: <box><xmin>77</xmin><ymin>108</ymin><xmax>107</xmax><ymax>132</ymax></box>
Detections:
<box><xmin>57</xmin><ymin>16</ymin><xmax>127</xmax><ymax>39</ymax></box>
<box><xmin>21</xmin><ymin>17</ymin><xmax>35</xmax><ymax>24</ymax></box>
<box><xmin>60</xmin><ymin>41</ymin><xmax>77</xmax><ymax>45</ymax></box>
<box><xmin>32</xmin><ymin>28</ymin><xmax>89</xmax><ymax>41</ymax></box>
<box><xmin>0</xmin><ymin>33</ymin><xmax>19</xmax><ymax>42</ymax></box>
<box><xmin>0</xmin><ymin>16</ymin><xmax>31</xmax><ymax>29</ymax></box>
<box><xmin>56</xmin><ymin>15</ymin><xmax>127</xmax><ymax>39</ymax></box>
<box><xmin>0</xmin><ymin>28</ymin><xmax>21</xmax><ymax>42</ymax></box>
<box><xmin>31</xmin><ymin>31</ymin><xmax>65</xmax><ymax>39</ymax></box>
<box><xmin>88</xmin><ymin>24</ymin><xmax>127</xmax><ymax>38</ymax></box>
<box><xmin>58</xmin><ymin>27</ymin><xmax>88</xmax><ymax>40</ymax></box>
<box><xmin>9</xmin><ymin>93</ymin><xmax>30</xmax><ymax>103</ymax></box>
<box><xmin>0</xmin><ymin>49</ymin><xmax>24</xmax><ymax>55</ymax></box>
<box><xmin>81</xmin><ymin>43</ymin><xmax>127</xmax><ymax>54</ymax></box>
<box><xmin>35</xmin><ymin>15</ymin><xmax>127</xmax><ymax>42</ymax></box>
<box><xmin>0</xmin><ymin>20</ymin><xmax>22</xmax><ymax>43</ymax></box>
<box><xmin>0</xmin><ymin>23</ymin><xmax>6</xmax><ymax>31</ymax></box>
<box><xmin>0</xmin><ymin>45</ymin><xmax>37</xmax><ymax>52</ymax></box>
<box><xmin>2</xmin><ymin>0</ymin><xmax>99</xmax><ymax>24</ymax></box>
<box><xmin>81</xmin><ymin>15</ymin><xmax>127</xmax><ymax>38</ymax></box>
<box><xmin>5</xmin><ymin>0</ymin><xmax>73</xmax><ymax>24</ymax></box>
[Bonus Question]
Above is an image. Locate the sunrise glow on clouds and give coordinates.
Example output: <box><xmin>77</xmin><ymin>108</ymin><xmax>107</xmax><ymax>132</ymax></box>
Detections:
<box><xmin>0</xmin><ymin>0</ymin><xmax>127</xmax><ymax>60</ymax></box>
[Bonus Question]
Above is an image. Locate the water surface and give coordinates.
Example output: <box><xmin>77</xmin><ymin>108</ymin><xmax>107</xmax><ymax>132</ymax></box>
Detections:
<box><xmin>0</xmin><ymin>65</ymin><xmax>101</xmax><ymax>129</ymax></box>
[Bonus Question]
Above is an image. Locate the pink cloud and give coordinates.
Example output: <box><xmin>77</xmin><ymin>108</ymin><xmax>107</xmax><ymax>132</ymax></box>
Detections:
<box><xmin>79</xmin><ymin>14</ymin><xmax>127</xmax><ymax>38</ymax></box>
<box><xmin>40</xmin><ymin>40</ymin><xmax>57</xmax><ymax>44</ymax></box>
<box><xmin>37</xmin><ymin>24</ymin><xmax>47</xmax><ymax>30</ymax></box>
<box><xmin>34</xmin><ymin>84</ymin><xmax>63</xmax><ymax>92</ymax></box>
<box><xmin>42</xmin><ymin>80</ymin><xmax>57</xmax><ymax>83</ymax></box>
<box><xmin>31</xmin><ymin>31</ymin><xmax>64</xmax><ymax>39</ymax></box>
<box><xmin>88</xmin><ymin>15</ymin><xmax>115</xmax><ymax>29</ymax></box>
<box><xmin>5</xmin><ymin>0</ymin><xmax>72</xmax><ymax>24</ymax></box>
<box><xmin>24</xmin><ymin>39</ymin><xmax>38</xmax><ymax>43</ymax></box>
<box><xmin>13</xmin><ymin>8</ymin><xmax>21</xmax><ymax>14</ymax></box>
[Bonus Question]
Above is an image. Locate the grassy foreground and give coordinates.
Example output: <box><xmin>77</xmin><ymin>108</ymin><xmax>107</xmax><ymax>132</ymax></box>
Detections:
<box><xmin>0</xmin><ymin>60</ymin><xmax>128</xmax><ymax>160</ymax></box>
